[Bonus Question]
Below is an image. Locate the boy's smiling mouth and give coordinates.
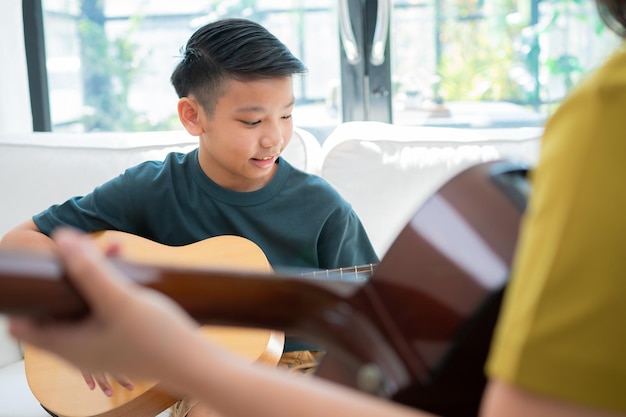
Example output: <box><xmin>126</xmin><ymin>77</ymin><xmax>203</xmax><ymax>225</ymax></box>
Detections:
<box><xmin>251</xmin><ymin>155</ymin><xmax>278</xmax><ymax>168</ymax></box>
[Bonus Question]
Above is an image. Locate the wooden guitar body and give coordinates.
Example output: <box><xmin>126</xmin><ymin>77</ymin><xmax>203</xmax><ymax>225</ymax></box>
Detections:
<box><xmin>312</xmin><ymin>160</ymin><xmax>528</xmax><ymax>416</ymax></box>
<box><xmin>23</xmin><ymin>232</ymin><xmax>285</xmax><ymax>417</ymax></box>
<box><xmin>0</xmin><ymin>160</ymin><xmax>529</xmax><ymax>417</ymax></box>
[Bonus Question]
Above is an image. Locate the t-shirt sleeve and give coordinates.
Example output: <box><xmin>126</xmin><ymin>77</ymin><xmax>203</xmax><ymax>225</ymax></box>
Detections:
<box><xmin>33</xmin><ymin>169</ymin><xmax>144</xmax><ymax>236</ymax></box>
<box><xmin>317</xmin><ymin>204</ymin><xmax>379</xmax><ymax>270</ymax></box>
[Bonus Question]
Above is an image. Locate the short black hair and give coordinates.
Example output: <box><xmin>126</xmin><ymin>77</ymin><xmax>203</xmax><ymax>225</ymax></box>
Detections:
<box><xmin>596</xmin><ymin>0</ymin><xmax>626</xmax><ymax>37</ymax></box>
<box><xmin>171</xmin><ymin>18</ymin><xmax>307</xmax><ymax>114</ymax></box>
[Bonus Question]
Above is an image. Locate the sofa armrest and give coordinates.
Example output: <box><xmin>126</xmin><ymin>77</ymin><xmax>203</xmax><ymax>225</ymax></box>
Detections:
<box><xmin>282</xmin><ymin>127</ymin><xmax>322</xmax><ymax>174</ymax></box>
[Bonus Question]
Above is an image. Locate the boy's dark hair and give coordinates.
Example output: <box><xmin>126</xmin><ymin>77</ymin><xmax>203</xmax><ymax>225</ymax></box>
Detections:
<box><xmin>171</xmin><ymin>18</ymin><xmax>307</xmax><ymax>114</ymax></box>
<box><xmin>596</xmin><ymin>0</ymin><xmax>626</xmax><ymax>37</ymax></box>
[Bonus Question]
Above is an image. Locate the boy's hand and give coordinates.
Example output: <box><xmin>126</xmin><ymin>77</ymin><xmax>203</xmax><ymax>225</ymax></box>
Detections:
<box><xmin>82</xmin><ymin>370</ymin><xmax>135</xmax><ymax>396</ymax></box>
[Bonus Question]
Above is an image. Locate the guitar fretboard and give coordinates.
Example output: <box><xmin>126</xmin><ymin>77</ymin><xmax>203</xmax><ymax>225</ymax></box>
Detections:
<box><xmin>304</xmin><ymin>263</ymin><xmax>377</xmax><ymax>281</ymax></box>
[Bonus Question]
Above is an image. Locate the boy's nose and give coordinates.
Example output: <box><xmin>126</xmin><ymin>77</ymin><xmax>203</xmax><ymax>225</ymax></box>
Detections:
<box><xmin>260</xmin><ymin>127</ymin><xmax>284</xmax><ymax>148</ymax></box>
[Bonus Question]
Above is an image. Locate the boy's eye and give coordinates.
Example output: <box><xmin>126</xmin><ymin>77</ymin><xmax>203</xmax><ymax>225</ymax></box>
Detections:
<box><xmin>240</xmin><ymin>115</ymin><xmax>291</xmax><ymax>126</ymax></box>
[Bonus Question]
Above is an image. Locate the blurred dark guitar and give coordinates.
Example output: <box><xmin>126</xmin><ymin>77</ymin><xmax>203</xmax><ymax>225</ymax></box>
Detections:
<box><xmin>0</xmin><ymin>160</ymin><xmax>529</xmax><ymax>417</ymax></box>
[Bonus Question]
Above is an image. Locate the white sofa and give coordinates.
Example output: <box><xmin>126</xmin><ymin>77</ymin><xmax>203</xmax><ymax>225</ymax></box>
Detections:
<box><xmin>0</xmin><ymin>121</ymin><xmax>543</xmax><ymax>416</ymax></box>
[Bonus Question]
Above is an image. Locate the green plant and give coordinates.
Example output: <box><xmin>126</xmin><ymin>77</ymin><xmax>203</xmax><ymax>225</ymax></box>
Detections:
<box><xmin>436</xmin><ymin>0</ymin><xmax>527</xmax><ymax>103</ymax></box>
<box><xmin>78</xmin><ymin>0</ymin><xmax>155</xmax><ymax>131</ymax></box>
<box><xmin>536</xmin><ymin>0</ymin><xmax>607</xmax><ymax>100</ymax></box>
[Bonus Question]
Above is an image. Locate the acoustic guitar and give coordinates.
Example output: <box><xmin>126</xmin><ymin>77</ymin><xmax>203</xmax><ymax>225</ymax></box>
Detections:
<box><xmin>0</xmin><ymin>160</ymin><xmax>529</xmax><ymax>417</ymax></box>
<box><xmin>25</xmin><ymin>232</ymin><xmax>286</xmax><ymax>417</ymax></box>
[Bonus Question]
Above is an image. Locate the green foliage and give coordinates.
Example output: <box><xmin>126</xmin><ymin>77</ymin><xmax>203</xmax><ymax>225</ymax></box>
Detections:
<box><xmin>435</xmin><ymin>0</ymin><xmax>609</xmax><ymax>109</ymax></box>
<box><xmin>77</xmin><ymin>1</ymin><xmax>180</xmax><ymax>131</ymax></box>
<box><xmin>436</xmin><ymin>0</ymin><xmax>527</xmax><ymax>103</ymax></box>
<box><xmin>76</xmin><ymin>0</ymin><xmax>255</xmax><ymax>132</ymax></box>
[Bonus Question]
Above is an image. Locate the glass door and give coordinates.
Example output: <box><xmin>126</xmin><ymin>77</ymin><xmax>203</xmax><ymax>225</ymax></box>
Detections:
<box><xmin>388</xmin><ymin>0</ymin><xmax>620</xmax><ymax>128</ymax></box>
<box><xmin>26</xmin><ymin>0</ymin><xmax>621</xmax><ymax>134</ymax></box>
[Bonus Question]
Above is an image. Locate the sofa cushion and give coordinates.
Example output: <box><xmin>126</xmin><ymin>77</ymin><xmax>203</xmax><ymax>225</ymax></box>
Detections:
<box><xmin>284</xmin><ymin>127</ymin><xmax>322</xmax><ymax>174</ymax></box>
<box><xmin>320</xmin><ymin>121</ymin><xmax>543</xmax><ymax>257</ymax></box>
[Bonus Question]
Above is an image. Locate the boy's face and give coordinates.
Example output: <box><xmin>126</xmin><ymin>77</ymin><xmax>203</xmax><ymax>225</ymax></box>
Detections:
<box><xmin>195</xmin><ymin>76</ymin><xmax>295</xmax><ymax>192</ymax></box>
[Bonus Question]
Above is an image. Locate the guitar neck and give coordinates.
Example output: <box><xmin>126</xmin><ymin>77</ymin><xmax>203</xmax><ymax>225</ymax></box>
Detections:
<box><xmin>0</xmin><ymin>250</ymin><xmax>405</xmax><ymax>394</ymax></box>
<box><xmin>300</xmin><ymin>263</ymin><xmax>377</xmax><ymax>281</ymax></box>
<box><xmin>0</xmin><ymin>250</ymin><xmax>362</xmax><ymax>329</ymax></box>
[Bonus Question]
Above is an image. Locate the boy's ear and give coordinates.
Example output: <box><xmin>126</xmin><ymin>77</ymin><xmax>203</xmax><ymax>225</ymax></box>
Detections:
<box><xmin>178</xmin><ymin>97</ymin><xmax>204</xmax><ymax>136</ymax></box>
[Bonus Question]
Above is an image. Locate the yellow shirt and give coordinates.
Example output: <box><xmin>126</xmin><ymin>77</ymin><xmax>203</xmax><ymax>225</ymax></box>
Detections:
<box><xmin>486</xmin><ymin>44</ymin><xmax>626</xmax><ymax>413</ymax></box>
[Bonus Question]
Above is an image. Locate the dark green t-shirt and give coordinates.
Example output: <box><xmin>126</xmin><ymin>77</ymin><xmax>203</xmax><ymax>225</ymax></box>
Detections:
<box><xmin>34</xmin><ymin>149</ymin><xmax>378</xmax><ymax>351</ymax></box>
<box><xmin>34</xmin><ymin>149</ymin><xmax>377</xmax><ymax>269</ymax></box>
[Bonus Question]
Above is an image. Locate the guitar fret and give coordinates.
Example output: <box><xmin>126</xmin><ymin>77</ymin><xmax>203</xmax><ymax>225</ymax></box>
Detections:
<box><xmin>303</xmin><ymin>263</ymin><xmax>377</xmax><ymax>282</ymax></box>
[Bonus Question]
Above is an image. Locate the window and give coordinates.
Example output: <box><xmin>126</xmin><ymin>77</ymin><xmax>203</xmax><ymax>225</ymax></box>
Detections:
<box><xmin>40</xmin><ymin>0</ymin><xmax>340</xmax><ymax>135</ymax></box>
<box><xmin>389</xmin><ymin>0</ymin><xmax>619</xmax><ymax>127</ymax></box>
<box><xmin>27</xmin><ymin>0</ymin><xmax>619</xmax><ymax>135</ymax></box>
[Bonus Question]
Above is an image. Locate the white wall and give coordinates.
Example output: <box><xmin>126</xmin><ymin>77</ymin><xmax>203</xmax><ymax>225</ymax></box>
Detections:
<box><xmin>0</xmin><ymin>1</ymin><xmax>32</xmax><ymax>133</ymax></box>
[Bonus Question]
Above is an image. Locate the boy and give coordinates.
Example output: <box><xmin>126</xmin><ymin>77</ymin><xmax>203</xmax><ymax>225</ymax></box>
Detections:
<box><xmin>1</xmin><ymin>18</ymin><xmax>378</xmax><ymax>417</ymax></box>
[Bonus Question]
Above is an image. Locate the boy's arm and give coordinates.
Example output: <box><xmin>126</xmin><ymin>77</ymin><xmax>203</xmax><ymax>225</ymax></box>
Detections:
<box><xmin>0</xmin><ymin>219</ymin><xmax>57</xmax><ymax>253</ymax></box>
